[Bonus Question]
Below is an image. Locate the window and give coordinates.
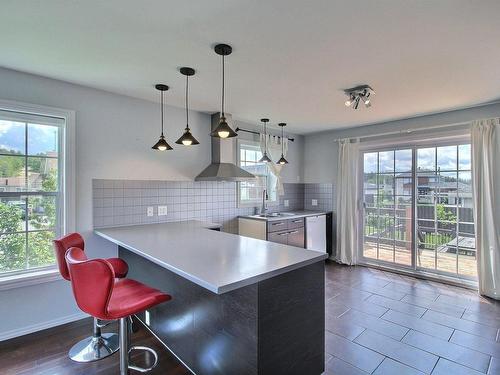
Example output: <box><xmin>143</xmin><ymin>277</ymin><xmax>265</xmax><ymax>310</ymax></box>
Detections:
<box><xmin>237</xmin><ymin>140</ymin><xmax>277</xmax><ymax>206</ymax></box>
<box><xmin>0</xmin><ymin>105</ymin><xmax>72</xmax><ymax>279</ymax></box>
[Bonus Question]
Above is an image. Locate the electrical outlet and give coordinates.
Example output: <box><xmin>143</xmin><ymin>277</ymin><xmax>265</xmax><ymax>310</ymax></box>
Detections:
<box><xmin>158</xmin><ymin>205</ymin><xmax>168</xmax><ymax>216</ymax></box>
<box><xmin>312</xmin><ymin>199</ymin><xmax>318</xmax><ymax>206</ymax></box>
<box><xmin>284</xmin><ymin>200</ymin><xmax>289</xmax><ymax>207</ymax></box>
<box><xmin>147</xmin><ymin>206</ymin><xmax>154</xmax><ymax>217</ymax></box>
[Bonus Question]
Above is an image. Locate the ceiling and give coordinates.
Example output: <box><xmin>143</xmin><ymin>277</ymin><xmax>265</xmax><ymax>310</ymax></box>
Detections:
<box><xmin>1</xmin><ymin>0</ymin><xmax>500</xmax><ymax>134</ymax></box>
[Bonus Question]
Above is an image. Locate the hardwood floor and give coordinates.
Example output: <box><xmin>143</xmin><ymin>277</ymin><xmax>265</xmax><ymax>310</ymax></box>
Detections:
<box><xmin>1</xmin><ymin>261</ymin><xmax>498</xmax><ymax>375</ymax></box>
<box><xmin>0</xmin><ymin>318</ymin><xmax>190</xmax><ymax>375</ymax></box>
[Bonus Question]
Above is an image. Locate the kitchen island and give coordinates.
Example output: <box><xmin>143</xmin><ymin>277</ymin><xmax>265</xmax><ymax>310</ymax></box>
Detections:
<box><xmin>95</xmin><ymin>221</ymin><xmax>327</xmax><ymax>375</ymax></box>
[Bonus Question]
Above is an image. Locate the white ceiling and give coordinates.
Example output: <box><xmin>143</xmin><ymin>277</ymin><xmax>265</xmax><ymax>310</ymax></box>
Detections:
<box><xmin>1</xmin><ymin>0</ymin><xmax>500</xmax><ymax>134</ymax></box>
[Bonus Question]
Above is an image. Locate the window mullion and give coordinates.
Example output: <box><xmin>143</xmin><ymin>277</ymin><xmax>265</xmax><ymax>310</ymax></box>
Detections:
<box><xmin>24</xmin><ymin>122</ymin><xmax>29</xmax><ymax>270</ymax></box>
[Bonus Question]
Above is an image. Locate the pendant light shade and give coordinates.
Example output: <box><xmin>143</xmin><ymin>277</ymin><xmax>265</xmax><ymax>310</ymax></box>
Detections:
<box><xmin>277</xmin><ymin>123</ymin><xmax>289</xmax><ymax>165</ymax></box>
<box><xmin>210</xmin><ymin>44</ymin><xmax>238</xmax><ymax>138</ymax></box>
<box><xmin>152</xmin><ymin>84</ymin><xmax>173</xmax><ymax>151</ymax></box>
<box><xmin>176</xmin><ymin>67</ymin><xmax>200</xmax><ymax>146</ymax></box>
<box><xmin>258</xmin><ymin>118</ymin><xmax>272</xmax><ymax>163</ymax></box>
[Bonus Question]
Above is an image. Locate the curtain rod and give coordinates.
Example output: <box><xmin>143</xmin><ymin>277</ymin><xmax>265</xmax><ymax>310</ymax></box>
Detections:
<box><xmin>333</xmin><ymin>121</ymin><xmax>471</xmax><ymax>142</ymax></box>
<box><xmin>235</xmin><ymin>127</ymin><xmax>295</xmax><ymax>142</ymax></box>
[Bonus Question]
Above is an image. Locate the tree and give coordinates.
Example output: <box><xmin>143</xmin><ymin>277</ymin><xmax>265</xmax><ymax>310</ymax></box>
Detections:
<box><xmin>0</xmin><ymin>202</ymin><xmax>26</xmax><ymax>272</ymax></box>
<box><xmin>0</xmin><ymin>164</ymin><xmax>58</xmax><ymax>272</ymax></box>
<box><xmin>436</xmin><ymin>204</ymin><xmax>456</xmax><ymax>224</ymax></box>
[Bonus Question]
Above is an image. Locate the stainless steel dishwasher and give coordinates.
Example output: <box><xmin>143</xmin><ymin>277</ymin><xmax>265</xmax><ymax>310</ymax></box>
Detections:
<box><xmin>305</xmin><ymin>215</ymin><xmax>327</xmax><ymax>252</ymax></box>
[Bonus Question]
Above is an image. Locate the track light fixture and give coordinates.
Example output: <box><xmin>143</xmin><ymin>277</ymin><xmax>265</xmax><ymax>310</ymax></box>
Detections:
<box><xmin>152</xmin><ymin>84</ymin><xmax>173</xmax><ymax>151</ymax></box>
<box><xmin>344</xmin><ymin>85</ymin><xmax>374</xmax><ymax>110</ymax></box>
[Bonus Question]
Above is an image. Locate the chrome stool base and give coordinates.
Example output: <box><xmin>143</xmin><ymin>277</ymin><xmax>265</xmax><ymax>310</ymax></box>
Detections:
<box><xmin>69</xmin><ymin>332</ymin><xmax>120</xmax><ymax>362</ymax></box>
<box><xmin>68</xmin><ymin>317</ymin><xmax>119</xmax><ymax>362</ymax></box>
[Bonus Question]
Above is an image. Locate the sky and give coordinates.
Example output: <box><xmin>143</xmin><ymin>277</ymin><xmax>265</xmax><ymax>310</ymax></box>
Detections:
<box><xmin>0</xmin><ymin>120</ymin><xmax>58</xmax><ymax>155</ymax></box>
<box><xmin>364</xmin><ymin>145</ymin><xmax>471</xmax><ymax>174</ymax></box>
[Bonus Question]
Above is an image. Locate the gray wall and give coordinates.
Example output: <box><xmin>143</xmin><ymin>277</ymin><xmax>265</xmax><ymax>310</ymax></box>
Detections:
<box><xmin>304</xmin><ymin>102</ymin><xmax>500</xmax><ymax>259</ymax></box>
<box><xmin>304</xmin><ymin>101</ymin><xmax>500</xmax><ymax>188</ymax></box>
<box><xmin>0</xmin><ymin>67</ymin><xmax>304</xmax><ymax>340</ymax></box>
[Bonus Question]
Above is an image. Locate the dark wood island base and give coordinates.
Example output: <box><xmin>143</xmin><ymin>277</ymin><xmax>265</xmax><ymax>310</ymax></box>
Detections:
<box><xmin>120</xmin><ymin>247</ymin><xmax>325</xmax><ymax>375</ymax></box>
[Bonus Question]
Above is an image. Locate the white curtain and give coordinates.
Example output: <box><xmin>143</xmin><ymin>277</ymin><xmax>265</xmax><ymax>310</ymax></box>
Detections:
<box><xmin>471</xmin><ymin>118</ymin><xmax>500</xmax><ymax>299</ymax></box>
<box><xmin>260</xmin><ymin>134</ymin><xmax>288</xmax><ymax>196</ymax></box>
<box><xmin>336</xmin><ymin>139</ymin><xmax>359</xmax><ymax>265</ymax></box>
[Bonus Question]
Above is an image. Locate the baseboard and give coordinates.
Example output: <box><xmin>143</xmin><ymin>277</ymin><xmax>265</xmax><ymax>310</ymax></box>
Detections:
<box><xmin>0</xmin><ymin>312</ymin><xmax>88</xmax><ymax>342</ymax></box>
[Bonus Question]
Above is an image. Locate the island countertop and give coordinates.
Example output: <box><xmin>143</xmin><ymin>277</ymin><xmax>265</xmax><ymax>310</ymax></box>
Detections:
<box><xmin>95</xmin><ymin>220</ymin><xmax>327</xmax><ymax>294</ymax></box>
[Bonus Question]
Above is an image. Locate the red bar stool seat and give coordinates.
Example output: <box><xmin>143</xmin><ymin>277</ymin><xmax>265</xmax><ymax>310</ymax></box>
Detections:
<box><xmin>66</xmin><ymin>247</ymin><xmax>171</xmax><ymax>375</ymax></box>
<box><xmin>53</xmin><ymin>233</ymin><xmax>129</xmax><ymax>362</ymax></box>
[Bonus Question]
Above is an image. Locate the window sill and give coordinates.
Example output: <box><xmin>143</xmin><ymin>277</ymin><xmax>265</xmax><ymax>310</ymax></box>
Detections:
<box><xmin>0</xmin><ymin>268</ymin><xmax>62</xmax><ymax>291</ymax></box>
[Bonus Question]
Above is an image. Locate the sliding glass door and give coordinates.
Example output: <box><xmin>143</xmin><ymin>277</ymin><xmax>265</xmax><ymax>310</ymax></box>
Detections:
<box><xmin>362</xmin><ymin>149</ymin><xmax>414</xmax><ymax>267</ymax></box>
<box><xmin>360</xmin><ymin>141</ymin><xmax>476</xmax><ymax>280</ymax></box>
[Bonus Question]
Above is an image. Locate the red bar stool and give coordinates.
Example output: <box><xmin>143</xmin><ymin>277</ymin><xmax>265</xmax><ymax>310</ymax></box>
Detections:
<box><xmin>53</xmin><ymin>233</ymin><xmax>129</xmax><ymax>362</ymax></box>
<box><xmin>66</xmin><ymin>247</ymin><xmax>171</xmax><ymax>375</ymax></box>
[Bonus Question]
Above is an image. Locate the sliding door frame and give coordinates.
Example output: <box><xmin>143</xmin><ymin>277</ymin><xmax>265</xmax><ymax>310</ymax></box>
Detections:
<box><xmin>356</xmin><ymin>133</ymin><xmax>477</xmax><ymax>284</ymax></box>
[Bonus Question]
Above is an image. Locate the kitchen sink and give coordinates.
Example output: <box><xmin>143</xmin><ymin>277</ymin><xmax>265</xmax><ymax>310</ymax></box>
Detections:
<box><xmin>254</xmin><ymin>212</ymin><xmax>296</xmax><ymax>218</ymax></box>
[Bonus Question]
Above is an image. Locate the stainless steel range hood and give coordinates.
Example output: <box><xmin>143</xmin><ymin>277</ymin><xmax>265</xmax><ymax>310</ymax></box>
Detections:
<box><xmin>195</xmin><ymin>113</ymin><xmax>255</xmax><ymax>181</ymax></box>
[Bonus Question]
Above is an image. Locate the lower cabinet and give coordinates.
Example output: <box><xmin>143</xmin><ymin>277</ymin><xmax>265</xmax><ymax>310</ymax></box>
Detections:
<box><xmin>267</xmin><ymin>230</ymin><xmax>289</xmax><ymax>245</ymax></box>
<box><xmin>239</xmin><ymin>216</ymin><xmax>306</xmax><ymax>248</ymax></box>
<box><xmin>287</xmin><ymin>226</ymin><xmax>305</xmax><ymax>248</ymax></box>
<box><xmin>267</xmin><ymin>222</ymin><xmax>305</xmax><ymax>248</ymax></box>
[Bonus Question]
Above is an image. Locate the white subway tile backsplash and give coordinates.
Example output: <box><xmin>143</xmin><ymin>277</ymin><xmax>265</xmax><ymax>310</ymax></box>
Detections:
<box><xmin>92</xmin><ymin>179</ymin><xmax>334</xmax><ymax>233</ymax></box>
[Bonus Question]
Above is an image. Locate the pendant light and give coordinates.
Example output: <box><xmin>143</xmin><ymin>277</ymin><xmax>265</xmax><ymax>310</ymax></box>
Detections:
<box><xmin>152</xmin><ymin>84</ymin><xmax>173</xmax><ymax>151</ymax></box>
<box><xmin>258</xmin><ymin>118</ymin><xmax>272</xmax><ymax>163</ymax></box>
<box><xmin>277</xmin><ymin>123</ymin><xmax>289</xmax><ymax>165</ymax></box>
<box><xmin>210</xmin><ymin>44</ymin><xmax>238</xmax><ymax>138</ymax></box>
<box><xmin>176</xmin><ymin>67</ymin><xmax>200</xmax><ymax>146</ymax></box>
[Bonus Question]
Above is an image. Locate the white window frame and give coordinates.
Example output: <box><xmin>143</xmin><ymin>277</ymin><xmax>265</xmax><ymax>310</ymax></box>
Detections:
<box><xmin>0</xmin><ymin>99</ymin><xmax>75</xmax><ymax>290</ymax></box>
<box><xmin>236</xmin><ymin>139</ymin><xmax>279</xmax><ymax>208</ymax></box>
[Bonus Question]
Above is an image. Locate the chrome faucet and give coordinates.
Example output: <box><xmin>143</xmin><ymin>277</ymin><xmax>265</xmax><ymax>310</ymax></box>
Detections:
<box><xmin>260</xmin><ymin>189</ymin><xmax>268</xmax><ymax>215</ymax></box>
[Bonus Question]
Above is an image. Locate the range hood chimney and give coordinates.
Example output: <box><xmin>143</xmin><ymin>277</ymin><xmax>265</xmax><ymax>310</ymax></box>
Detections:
<box><xmin>195</xmin><ymin>113</ymin><xmax>255</xmax><ymax>181</ymax></box>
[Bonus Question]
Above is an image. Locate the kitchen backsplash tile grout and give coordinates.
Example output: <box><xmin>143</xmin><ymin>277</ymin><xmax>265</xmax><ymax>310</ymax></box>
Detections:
<box><xmin>92</xmin><ymin>179</ymin><xmax>334</xmax><ymax>233</ymax></box>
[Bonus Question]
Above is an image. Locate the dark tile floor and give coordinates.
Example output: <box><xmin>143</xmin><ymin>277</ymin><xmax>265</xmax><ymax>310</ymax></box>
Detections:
<box><xmin>1</xmin><ymin>261</ymin><xmax>498</xmax><ymax>374</ymax></box>
<box><xmin>323</xmin><ymin>261</ymin><xmax>500</xmax><ymax>375</ymax></box>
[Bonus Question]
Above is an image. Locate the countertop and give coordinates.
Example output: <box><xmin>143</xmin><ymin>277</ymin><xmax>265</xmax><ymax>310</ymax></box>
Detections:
<box><xmin>95</xmin><ymin>220</ymin><xmax>327</xmax><ymax>294</ymax></box>
<box><xmin>239</xmin><ymin>210</ymin><xmax>331</xmax><ymax>222</ymax></box>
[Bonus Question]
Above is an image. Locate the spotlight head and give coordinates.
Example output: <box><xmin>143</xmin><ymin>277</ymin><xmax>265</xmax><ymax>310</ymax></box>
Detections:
<box><xmin>354</xmin><ymin>96</ymin><xmax>360</xmax><ymax>109</ymax></box>
<box><xmin>345</xmin><ymin>99</ymin><xmax>352</xmax><ymax>106</ymax></box>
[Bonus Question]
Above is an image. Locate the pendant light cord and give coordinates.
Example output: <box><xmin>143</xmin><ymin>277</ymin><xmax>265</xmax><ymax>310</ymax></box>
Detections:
<box><xmin>264</xmin><ymin>121</ymin><xmax>267</xmax><ymax>153</ymax></box>
<box><xmin>281</xmin><ymin>125</ymin><xmax>284</xmax><ymax>155</ymax></box>
<box><xmin>160</xmin><ymin>90</ymin><xmax>164</xmax><ymax>136</ymax></box>
<box><xmin>221</xmin><ymin>55</ymin><xmax>225</xmax><ymax>116</ymax></box>
<box><xmin>185</xmin><ymin>75</ymin><xmax>189</xmax><ymax>129</ymax></box>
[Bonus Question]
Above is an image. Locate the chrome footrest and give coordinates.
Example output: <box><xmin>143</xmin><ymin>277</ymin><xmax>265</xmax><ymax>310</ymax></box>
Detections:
<box><xmin>128</xmin><ymin>345</ymin><xmax>159</xmax><ymax>373</ymax></box>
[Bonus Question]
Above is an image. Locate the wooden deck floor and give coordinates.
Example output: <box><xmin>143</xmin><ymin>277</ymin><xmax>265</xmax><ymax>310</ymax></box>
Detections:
<box><xmin>363</xmin><ymin>242</ymin><xmax>477</xmax><ymax>278</ymax></box>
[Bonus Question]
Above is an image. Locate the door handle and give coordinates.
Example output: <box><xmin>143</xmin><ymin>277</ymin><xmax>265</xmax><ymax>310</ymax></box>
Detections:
<box><xmin>279</xmin><ymin>232</ymin><xmax>288</xmax><ymax>236</ymax></box>
<box><xmin>288</xmin><ymin>231</ymin><xmax>299</xmax><ymax>234</ymax></box>
<box><xmin>292</xmin><ymin>220</ymin><xmax>302</xmax><ymax>223</ymax></box>
<box><xmin>272</xmin><ymin>222</ymin><xmax>285</xmax><ymax>226</ymax></box>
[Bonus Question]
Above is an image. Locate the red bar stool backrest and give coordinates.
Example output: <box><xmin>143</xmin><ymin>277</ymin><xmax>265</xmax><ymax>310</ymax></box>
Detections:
<box><xmin>66</xmin><ymin>247</ymin><xmax>115</xmax><ymax>320</ymax></box>
<box><xmin>53</xmin><ymin>233</ymin><xmax>85</xmax><ymax>280</ymax></box>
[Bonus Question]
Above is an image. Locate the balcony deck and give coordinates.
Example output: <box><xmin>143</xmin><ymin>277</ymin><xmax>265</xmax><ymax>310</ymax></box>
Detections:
<box><xmin>363</xmin><ymin>242</ymin><xmax>477</xmax><ymax>278</ymax></box>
